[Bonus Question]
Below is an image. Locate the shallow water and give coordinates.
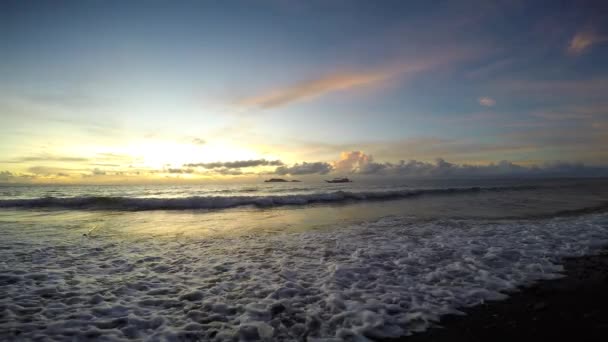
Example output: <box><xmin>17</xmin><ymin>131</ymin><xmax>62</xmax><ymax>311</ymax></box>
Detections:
<box><xmin>1</xmin><ymin>178</ymin><xmax>608</xmax><ymax>340</ymax></box>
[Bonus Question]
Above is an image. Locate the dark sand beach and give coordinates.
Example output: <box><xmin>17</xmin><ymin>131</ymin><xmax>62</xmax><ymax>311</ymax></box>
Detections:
<box><xmin>386</xmin><ymin>249</ymin><xmax>608</xmax><ymax>342</ymax></box>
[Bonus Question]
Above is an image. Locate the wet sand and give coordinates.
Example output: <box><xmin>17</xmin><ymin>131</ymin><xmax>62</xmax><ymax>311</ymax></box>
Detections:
<box><xmin>385</xmin><ymin>249</ymin><xmax>608</xmax><ymax>342</ymax></box>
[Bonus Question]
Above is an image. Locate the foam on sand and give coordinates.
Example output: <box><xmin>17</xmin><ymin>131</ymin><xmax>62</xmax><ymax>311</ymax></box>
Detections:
<box><xmin>1</xmin><ymin>213</ymin><xmax>608</xmax><ymax>340</ymax></box>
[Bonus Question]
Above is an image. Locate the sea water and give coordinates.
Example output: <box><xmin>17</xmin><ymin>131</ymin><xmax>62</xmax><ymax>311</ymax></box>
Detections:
<box><xmin>1</xmin><ymin>178</ymin><xmax>608</xmax><ymax>341</ymax></box>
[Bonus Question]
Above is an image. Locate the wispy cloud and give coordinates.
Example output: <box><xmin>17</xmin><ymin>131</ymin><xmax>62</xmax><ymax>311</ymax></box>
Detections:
<box><xmin>2</xmin><ymin>154</ymin><xmax>89</xmax><ymax>164</ymax></box>
<box><xmin>27</xmin><ymin>166</ymin><xmax>74</xmax><ymax>176</ymax></box>
<box><xmin>437</xmin><ymin>112</ymin><xmax>499</xmax><ymax>124</ymax></box>
<box><xmin>478</xmin><ymin>97</ymin><xmax>496</xmax><ymax>107</ymax></box>
<box><xmin>191</xmin><ymin>138</ymin><xmax>206</xmax><ymax>145</ymax></box>
<box><xmin>497</xmin><ymin>78</ymin><xmax>608</xmax><ymax>99</ymax></box>
<box><xmin>567</xmin><ymin>29</ymin><xmax>607</xmax><ymax>55</ymax></box>
<box><xmin>95</xmin><ymin>153</ymin><xmax>135</xmax><ymax>162</ymax></box>
<box><xmin>236</xmin><ymin>34</ymin><xmax>483</xmax><ymax>110</ymax></box>
<box><xmin>467</xmin><ymin>58</ymin><xmax>515</xmax><ymax>79</ymax></box>
<box><xmin>532</xmin><ymin>111</ymin><xmax>592</xmax><ymax>120</ymax></box>
<box><xmin>185</xmin><ymin>159</ymin><xmax>283</xmax><ymax>169</ymax></box>
<box><xmin>238</xmin><ymin>70</ymin><xmax>396</xmax><ymax>109</ymax></box>
<box><xmin>280</xmin><ymin>136</ymin><xmax>540</xmax><ymax>165</ymax></box>
<box><xmin>165</xmin><ymin>168</ymin><xmax>194</xmax><ymax>174</ymax></box>
<box><xmin>531</xmin><ymin>104</ymin><xmax>608</xmax><ymax>120</ymax></box>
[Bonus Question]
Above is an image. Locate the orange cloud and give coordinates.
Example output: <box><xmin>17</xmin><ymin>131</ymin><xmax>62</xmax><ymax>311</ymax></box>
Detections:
<box><xmin>239</xmin><ymin>70</ymin><xmax>395</xmax><ymax>109</ymax></box>
<box><xmin>332</xmin><ymin>151</ymin><xmax>374</xmax><ymax>173</ymax></box>
<box><xmin>237</xmin><ymin>43</ymin><xmax>481</xmax><ymax>110</ymax></box>
<box><xmin>567</xmin><ymin>29</ymin><xmax>607</xmax><ymax>55</ymax></box>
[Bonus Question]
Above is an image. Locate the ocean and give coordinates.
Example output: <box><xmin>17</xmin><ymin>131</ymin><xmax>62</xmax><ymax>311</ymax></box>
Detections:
<box><xmin>1</xmin><ymin>178</ymin><xmax>608</xmax><ymax>340</ymax></box>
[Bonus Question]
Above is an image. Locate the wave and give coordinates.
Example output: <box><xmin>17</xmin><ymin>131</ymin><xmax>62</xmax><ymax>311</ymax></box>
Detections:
<box><xmin>0</xmin><ymin>185</ymin><xmax>540</xmax><ymax>211</ymax></box>
<box><xmin>527</xmin><ymin>202</ymin><xmax>608</xmax><ymax>219</ymax></box>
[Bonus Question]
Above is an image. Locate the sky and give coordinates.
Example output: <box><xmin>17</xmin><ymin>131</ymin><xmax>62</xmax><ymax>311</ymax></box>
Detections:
<box><xmin>1</xmin><ymin>0</ymin><xmax>608</xmax><ymax>183</ymax></box>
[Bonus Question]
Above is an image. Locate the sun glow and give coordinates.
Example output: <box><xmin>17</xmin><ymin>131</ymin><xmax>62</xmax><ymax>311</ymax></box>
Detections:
<box><xmin>122</xmin><ymin>140</ymin><xmax>265</xmax><ymax>169</ymax></box>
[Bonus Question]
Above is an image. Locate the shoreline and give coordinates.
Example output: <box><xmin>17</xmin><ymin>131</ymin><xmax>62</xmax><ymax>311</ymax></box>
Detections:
<box><xmin>2</xmin><ymin>204</ymin><xmax>607</xmax><ymax>340</ymax></box>
<box><xmin>384</xmin><ymin>249</ymin><xmax>608</xmax><ymax>341</ymax></box>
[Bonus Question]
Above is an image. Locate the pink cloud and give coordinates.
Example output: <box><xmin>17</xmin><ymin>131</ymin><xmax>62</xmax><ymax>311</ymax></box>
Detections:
<box><xmin>237</xmin><ymin>45</ymin><xmax>482</xmax><ymax>110</ymax></box>
<box><xmin>238</xmin><ymin>70</ymin><xmax>395</xmax><ymax>109</ymax></box>
<box><xmin>478</xmin><ymin>97</ymin><xmax>496</xmax><ymax>107</ymax></box>
<box><xmin>567</xmin><ymin>29</ymin><xmax>607</xmax><ymax>55</ymax></box>
<box><xmin>332</xmin><ymin>151</ymin><xmax>374</xmax><ymax>173</ymax></box>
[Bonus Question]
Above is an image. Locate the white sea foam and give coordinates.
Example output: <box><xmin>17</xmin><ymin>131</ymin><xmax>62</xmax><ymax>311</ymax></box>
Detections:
<box><xmin>1</xmin><ymin>213</ymin><xmax>608</xmax><ymax>341</ymax></box>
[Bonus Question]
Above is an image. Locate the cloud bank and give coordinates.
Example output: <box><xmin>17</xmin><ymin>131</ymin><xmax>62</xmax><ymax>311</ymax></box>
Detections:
<box><xmin>275</xmin><ymin>162</ymin><xmax>333</xmax><ymax>175</ymax></box>
<box><xmin>2</xmin><ymin>151</ymin><xmax>606</xmax><ymax>184</ymax></box>
<box><xmin>0</xmin><ymin>171</ymin><xmax>14</xmax><ymax>182</ymax></box>
<box><xmin>273</xmin><ymin>151</ymin><xmax>608</xmax><ymax>178</ymax></box>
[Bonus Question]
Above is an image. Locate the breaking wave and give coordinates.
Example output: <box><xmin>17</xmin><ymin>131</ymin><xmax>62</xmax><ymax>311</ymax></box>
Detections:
<box><xmin>0</xmin><ymin>185</ymin><xmax>539</xmax><ymax>211</ymax></box>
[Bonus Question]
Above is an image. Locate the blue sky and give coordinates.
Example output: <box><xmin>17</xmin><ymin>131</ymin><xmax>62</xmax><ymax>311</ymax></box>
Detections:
<box><xmin>1</xmin><ymin>0</ymin><xmax>607</xmax><ymax>183</ymax></box>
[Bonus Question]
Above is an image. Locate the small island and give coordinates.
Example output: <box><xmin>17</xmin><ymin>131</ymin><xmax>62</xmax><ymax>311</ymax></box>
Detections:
<box><xmin>325</xmin><ymin>177</ymin><xmax>352</xmax><ymax>183</ymax></box>
<box><xmin>264</xmin><ymin>178</ymin><xmax>301</xmax><ymax>183</ymax></box>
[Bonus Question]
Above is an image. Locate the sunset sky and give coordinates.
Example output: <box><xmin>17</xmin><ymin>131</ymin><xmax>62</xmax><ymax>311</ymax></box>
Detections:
<box><xmin>1</xmin><ymin>0</ymin><xmax>607</xmax><ymax>183</ymax></box>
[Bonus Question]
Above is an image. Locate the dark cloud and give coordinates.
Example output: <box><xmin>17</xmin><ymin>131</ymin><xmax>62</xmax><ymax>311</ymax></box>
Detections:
<box><xmin>275</xmin><ymin>162</ymin><xmax>332</xmax><ymax>175</ymax></box>
<box><xmin>270</xmin><ymin>151</ymin><xmax>607</xmax><ymax>178</ymax></box>
<box><xmin>215</xmin><ymin>168</ymin><xmax>245</xmax><ymax>176</ymax></box>
<box><xmin>335</xmin><ymin>153</ymin><xmax>608</xmax><ymax>178</ymax></box>
<box><xmin>185</xmin><ymin>159</ymin><xmax>283</xmax><ymax>169</ymax></box>
<box><xmin>27</xmin><ymin>166</ymin><xmax>65</xmax><ymax>175</ymax></box>
<box><xmin>166</xmin><ymin>168</ymin><xmax>194</xmax><ymax>174</ymax></box>
<box><xmin>82</xmin><ymin>168</ymin><xmax>137</xmax><ymax>178</ymax></box>
<box><xmin>0</xmin><ymin>171</ymin><xmax>14</xmax><ymax>182</ymax></box>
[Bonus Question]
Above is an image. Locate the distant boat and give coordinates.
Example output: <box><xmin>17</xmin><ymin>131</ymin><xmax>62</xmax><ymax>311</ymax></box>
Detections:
<box><xmin>325</xmin><ymin>177</ymin><xmax>352</xmax><ymax>183</ymax></box>
<box><xmin>264</xmin><ymin>178</ymin><xmax>301</xmax><ymax>183</ymax></box>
